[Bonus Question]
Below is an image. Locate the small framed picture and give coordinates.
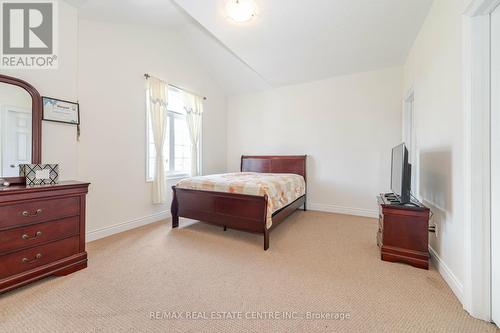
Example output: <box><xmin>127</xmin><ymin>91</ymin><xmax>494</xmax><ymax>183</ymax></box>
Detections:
<box><xmin>42</xmin><ymin>96</ymin><xmax>80</xmax><ymax>125</ymax></box>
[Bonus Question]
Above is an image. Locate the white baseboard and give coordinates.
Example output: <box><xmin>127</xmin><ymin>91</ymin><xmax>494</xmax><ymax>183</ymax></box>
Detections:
<box><xmin>86</xmin><ymin>210</ymin><xmax>170</xmax><ymax>242</ymax></box>
<box><xmin>85</xmin><ymin>203</ymin><xmax>377</xmax><ymax>241</ymax></box>
<box><xmin>308</xmin><ymin>203</ymin><xmax>378</xmax><ymax>218</ymax></box>
<box><xmin>429</xmin><ymin>245</ymin><xmax>464</xmax><ymax>303</ymax></box>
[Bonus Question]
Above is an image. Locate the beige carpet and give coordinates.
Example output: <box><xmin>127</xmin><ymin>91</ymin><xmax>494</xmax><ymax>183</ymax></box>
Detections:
<box><xmin>0</xmin><ymin>211</ymin><xmax>498</xmax><ymax>333</ymax></box>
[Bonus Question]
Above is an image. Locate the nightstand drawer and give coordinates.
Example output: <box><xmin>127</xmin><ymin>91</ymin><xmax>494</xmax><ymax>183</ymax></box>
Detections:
<box><xmin>0</xmin><ymin>197</ymin><xmax>79</xmax><ymax>229</ymax></box>
<box><xmin>0</xmin><ymin>217</ymin><xmax>79</xmax><ymax>254</ymax></box>
<box><xmin>0</xmin><ymin>236</ymin><xmax>80</xmax><ymax>279</ymax></box>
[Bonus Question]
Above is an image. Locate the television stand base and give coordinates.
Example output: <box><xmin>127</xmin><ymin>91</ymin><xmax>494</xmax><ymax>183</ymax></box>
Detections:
<box><xmin>381</xmin><ymin>192</ymin><xmax>425</xmax><ymax>208</ymax></box>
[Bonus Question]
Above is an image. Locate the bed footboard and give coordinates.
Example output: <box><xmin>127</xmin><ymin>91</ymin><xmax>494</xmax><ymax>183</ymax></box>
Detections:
<box><xmin>171</xmin><ymin>186</ymin><xmax>270</xmax><ymax>249</ymax></box>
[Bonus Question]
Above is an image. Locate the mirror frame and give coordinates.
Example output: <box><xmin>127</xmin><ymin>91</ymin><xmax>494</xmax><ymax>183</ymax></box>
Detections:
<box><xmin>0</xmin><ymin>74</ymin><xmax>42</xmax><ymax>184</ymax></box>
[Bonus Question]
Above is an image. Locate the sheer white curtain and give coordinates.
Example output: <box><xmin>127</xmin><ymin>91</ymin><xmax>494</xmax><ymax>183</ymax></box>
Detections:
<box><xmin>147</xmin><ymin>76</ymin><xmax>168</xmax><ymax>204</ymax></box>
<box><xmin>183</xmin><ymin>93</ymin><xmax>203</xmax><ymax>176</ymax></box>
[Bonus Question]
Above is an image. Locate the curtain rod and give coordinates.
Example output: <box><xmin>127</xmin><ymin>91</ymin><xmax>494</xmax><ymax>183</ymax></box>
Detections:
<box><xmin>144</xmin><ymin>73</ymin><xmax>207</xmax><ymax>100</ymax></box>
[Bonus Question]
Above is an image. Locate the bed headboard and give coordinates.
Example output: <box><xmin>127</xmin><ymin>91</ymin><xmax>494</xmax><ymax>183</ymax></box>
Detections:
<box><xmin>240</xmin><ymin>155</ymin><xmax>307</xmax><ymax>180</ymax></box>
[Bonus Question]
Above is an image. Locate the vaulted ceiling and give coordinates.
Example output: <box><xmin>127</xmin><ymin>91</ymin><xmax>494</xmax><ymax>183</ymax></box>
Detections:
<box><xmin>174</xmin><ymin>0</ymin><xmax>433</xmax><ymax>87</ymax></box>
<box><xmin>64</xmin><ymin>0</ymin><xmax>433</xmax><ymax>94</ymax></box>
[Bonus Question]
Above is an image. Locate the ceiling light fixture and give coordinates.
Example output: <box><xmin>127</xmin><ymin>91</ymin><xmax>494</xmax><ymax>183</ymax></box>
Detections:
<box><xmin>225</xmin><ymin>0</ymin><xmax>257</xmax><ymax>23</ymax></box>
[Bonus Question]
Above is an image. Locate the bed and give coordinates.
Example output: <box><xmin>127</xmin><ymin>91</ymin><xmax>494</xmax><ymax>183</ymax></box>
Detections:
<box><xmin>171</xmin><ymin>155</ymin><xmax>307</xmax><ymax>250</ymax></box>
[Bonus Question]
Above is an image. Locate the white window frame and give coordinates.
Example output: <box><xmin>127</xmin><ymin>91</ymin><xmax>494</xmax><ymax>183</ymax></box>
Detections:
<box><xmin>145</xmin><ymin>86</ymin><xmax>202</xmax><ymax>182</ymax></box>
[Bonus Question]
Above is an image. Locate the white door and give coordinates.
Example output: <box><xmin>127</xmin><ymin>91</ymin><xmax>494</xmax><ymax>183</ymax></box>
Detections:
<box><xmin>491</xmin><ymin>3</ymin><xmax>500</xmax><ymax>325</ymax></box>
<box><xmin>1</xmin><ymin>106</ymin><xmax>32</xmax><ymax>177</ymax></box>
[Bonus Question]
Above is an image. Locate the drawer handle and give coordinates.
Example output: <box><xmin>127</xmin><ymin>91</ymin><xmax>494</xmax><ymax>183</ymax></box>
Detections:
<box><xmin>22</xmin><ymin>231</ymin><xmax>42</xmax><ymax>240</ymax></box>
<box><xmin>22</xmin><ymin>208</ymin><xmax>43</xmax><ymax>217</ymax></box>
<box><xmin>22</xmin><ymin>253</ymin><xmax>42</xmax><ymax>264</ymax></box>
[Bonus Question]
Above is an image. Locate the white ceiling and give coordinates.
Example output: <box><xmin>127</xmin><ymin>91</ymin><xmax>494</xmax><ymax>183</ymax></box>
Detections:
<box><xmin>64</xmin><ymin>0</ymin><xmax>433</xmax><ymax>93</ymax></box>
<box><xmin>64</xmin><ymin>0</ymin><xmax>270</xmax><ymax>94</ymax></box>
<box><xmin>174</xmin><ymin>0</ymin><xmax>433</xmax><ymax>86</ymax></box>
<box><xmin>64</xmin><ymin>0</ymin><xmax>186</xmax><ymax>27</ymax></box>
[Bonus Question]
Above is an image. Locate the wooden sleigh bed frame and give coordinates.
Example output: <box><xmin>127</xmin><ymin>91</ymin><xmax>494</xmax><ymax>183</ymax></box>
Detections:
<box><xmin>171</xmin><ymin>155</ymin><xmax>307</xmax><ymax>250</ymax></box>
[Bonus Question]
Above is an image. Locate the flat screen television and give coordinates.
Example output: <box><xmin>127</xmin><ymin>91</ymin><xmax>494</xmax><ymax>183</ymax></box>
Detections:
<box><xmin>391</xmin><ymin>143</ymin><xmax>412</xmax><ymax>204</ymax></box>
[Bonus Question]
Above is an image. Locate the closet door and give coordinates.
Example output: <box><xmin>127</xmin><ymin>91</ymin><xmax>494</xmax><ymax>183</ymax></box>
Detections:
<box><xmin>491</xmin><ymin>3</ymin><xmax>500</xmax><ymax>325</ymax></box>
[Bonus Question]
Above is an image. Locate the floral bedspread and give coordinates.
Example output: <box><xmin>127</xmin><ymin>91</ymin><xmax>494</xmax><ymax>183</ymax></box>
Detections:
<box><xmin>176</xmin><ymin>172</ymin><xmax>306</xmax><ymax>229</ymax></box>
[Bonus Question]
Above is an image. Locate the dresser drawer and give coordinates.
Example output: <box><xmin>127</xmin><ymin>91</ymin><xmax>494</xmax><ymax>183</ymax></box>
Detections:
<box><xmin>0</xmin><ymin>196</ymin><xmax>80</xmax><ymax>229</ymax></box>
<box><xmin>0</xmin><ymin>236</ymin><xmax>80</xmax><ymax>279</ymax></box>
<box><xmin>0</xmin><ymin>217</ymin><xmax>79</xmax><ymax>254</ymax></box>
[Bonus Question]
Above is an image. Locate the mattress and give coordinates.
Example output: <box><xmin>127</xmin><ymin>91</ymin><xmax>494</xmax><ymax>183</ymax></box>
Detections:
<box><xmin>176</xmin><ymin>172</ymin><xmax>306</xmax><ymax>228</ymax></box>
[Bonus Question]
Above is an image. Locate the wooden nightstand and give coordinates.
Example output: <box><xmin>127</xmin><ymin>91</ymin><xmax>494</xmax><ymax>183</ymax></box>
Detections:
<box><xmin>377</xmin><ymin>195</ymin><xmax>430</xmax><ymax>269</ymax></box>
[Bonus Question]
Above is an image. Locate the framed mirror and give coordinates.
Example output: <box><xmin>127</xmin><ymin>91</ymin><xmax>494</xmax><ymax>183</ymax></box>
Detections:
<box><xmin>0</xmin><ymin>74</ymin><xmax>42</xmax><ymax>184</ymax></box>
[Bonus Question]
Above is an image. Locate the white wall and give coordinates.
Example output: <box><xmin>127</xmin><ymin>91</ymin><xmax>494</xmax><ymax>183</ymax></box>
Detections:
<box><xmin>77</xmin><ymin>20</ymin><xmax>228</xmax><ymax>236</ymax></box>
<box><xmin>0</xmin><ymin>1</ymin><xmax>228</xmax><ymax>239</ymax></box>
<box><xmin>403</xmin><ymin>0</ymin><xmax>472</xmax><ymax>301</ymax></box>
<box><xmin>227</xmin><ymin>67</ymin><xmax>403</xmax><ymax>216</ymax></box>
<box><xmin>0</xmin><ymin>0</ymin><xmax>79</xmax><ymax>180</ymax></box>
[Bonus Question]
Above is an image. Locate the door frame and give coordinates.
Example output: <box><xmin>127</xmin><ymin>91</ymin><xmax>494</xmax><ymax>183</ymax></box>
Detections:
<box><xmin>463</xmin><ymin>0</ymin><xmax>500</xmax><ymax>321</ymax></box>
<box><xmin>403</xmin><ymin>89</ymin><xmax>417</xmax><ymax>196</ymax></box>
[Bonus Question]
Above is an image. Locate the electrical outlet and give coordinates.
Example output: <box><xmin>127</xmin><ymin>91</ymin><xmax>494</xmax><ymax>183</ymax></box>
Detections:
<box><xmin>429</xmin><ymin>209</ymin><xmax>437</xmax><ymax>237</ymax></box>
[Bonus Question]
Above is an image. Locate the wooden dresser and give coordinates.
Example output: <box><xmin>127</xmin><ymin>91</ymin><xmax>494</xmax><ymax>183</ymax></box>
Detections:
<box><xmin>0</xmin><ymin>181</ymin><xmax>90</xmax><ymax>293</ymax></box>
<box><xmin>377</xmin><ymin>195</ymin><xmax>430</xmax><ymax>269</ymax></box>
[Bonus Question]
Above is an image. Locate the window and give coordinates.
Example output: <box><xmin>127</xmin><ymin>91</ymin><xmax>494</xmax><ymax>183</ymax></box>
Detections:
<box><xmin>146</xmin><ymin>86</ymin><xmax>200</xmax><ymax>181</ymax></box>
